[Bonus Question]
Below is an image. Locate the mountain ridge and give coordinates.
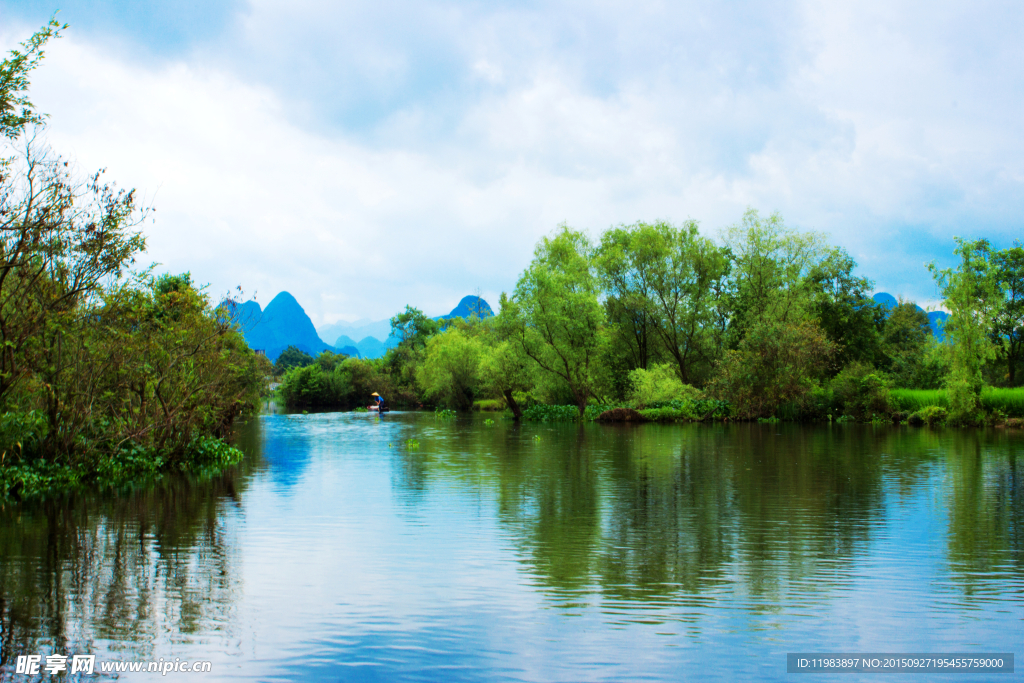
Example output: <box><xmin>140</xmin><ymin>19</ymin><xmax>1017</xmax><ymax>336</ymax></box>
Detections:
<box><xmin>225</xmin><ymin>293</ymin><xmax>495</xmax><ymax>361</ymax></box>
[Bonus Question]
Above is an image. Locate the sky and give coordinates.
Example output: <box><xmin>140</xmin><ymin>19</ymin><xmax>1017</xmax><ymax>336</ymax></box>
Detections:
<box><xmin>1</xmin><ymin>0</ymin><xmax>1022</xmax><ymax>326</ymax></box>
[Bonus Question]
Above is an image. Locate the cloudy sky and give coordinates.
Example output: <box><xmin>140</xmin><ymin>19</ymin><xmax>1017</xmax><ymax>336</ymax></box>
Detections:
<box><xmin>2</xmin><ymin>0</ymin><xmax>1021</xmax><ymax>326</ymax></box>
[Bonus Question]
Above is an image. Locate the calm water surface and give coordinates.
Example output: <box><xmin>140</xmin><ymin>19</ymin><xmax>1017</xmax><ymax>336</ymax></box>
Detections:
<box><xmin>2</xmin><ymin>412</ymin><xmax>1023</xmax><ymax>681</ymax></box>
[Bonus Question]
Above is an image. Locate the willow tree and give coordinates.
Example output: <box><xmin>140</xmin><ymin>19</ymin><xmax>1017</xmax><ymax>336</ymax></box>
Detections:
<box><xmin>598</xmin><ymin>220</ymin><xmax>732</xmax><ymax>385</ymax></box>
<box><xmin>929</xmin><ymin>238</ymin><xmax>1000</xmax><ymax>423</ymax></box>
<box><xmin>501</xmin><ymin>226</ymin><xmax>604</xmax><ymax>418</ymax></box>
<box><xmin>416</xmin><ymin>327</ymin><xmax>483</xmax><ymax>411</ymax></box>
<box><xmin>711</xmin><ymin>211</ymin><xmax>836</xmax><ymax>415</ymax></box>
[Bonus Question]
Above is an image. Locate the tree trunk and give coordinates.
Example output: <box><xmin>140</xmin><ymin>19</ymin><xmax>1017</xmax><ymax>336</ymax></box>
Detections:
<box><xmin>575</xmin><ymin>394</ymin><xmax>588</xmax><ymax>421</ymax></box>
<box><xmin>503</xmin><ymin>389</ymin><xmax>523</xmax><ymax>420</ymax></box>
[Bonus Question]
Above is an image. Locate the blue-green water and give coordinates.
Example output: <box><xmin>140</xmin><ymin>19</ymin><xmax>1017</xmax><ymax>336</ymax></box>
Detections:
<box><xmin>2</xmin><ymin>412</ymin><xmax>1023</xmax><ymax>681</ymax></box>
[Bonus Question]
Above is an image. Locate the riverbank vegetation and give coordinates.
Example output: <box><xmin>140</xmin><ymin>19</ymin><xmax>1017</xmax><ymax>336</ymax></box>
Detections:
<box><xmin>0</xmin><ymin>23</ymin><xmax>268</xmax><ymax>500</ymax></box>
<box><xmin>277</xmin><ymin>217</ymin><xmax>1022</xmax><ymax>429</ymax></box>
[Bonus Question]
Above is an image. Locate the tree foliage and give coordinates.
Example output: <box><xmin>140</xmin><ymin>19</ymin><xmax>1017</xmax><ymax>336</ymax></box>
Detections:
<box><xmin>417</xmin><ymin>327</ymin><xmax>483</xmax><ymax>410</ymax></box>
<box><xmin>0</xmin><ymin>23</ymin><xmax>265</xmax><ymax>494</ymax></box>
<box><xmin>929</xmin><ymin>238</ymin><xmax>1000</xmax><ymax>423</ymax></box>
<box><xmin>709</xmin><ymin>320</ymin><xmax>835</xmax><ymax>419</ymax></box>
<box><xmin>991</xmin><ymin>241</ymin><xmax>1024</xmax><ymax>385</ymax></box>
<box><xmin>501</xmin><ymin>226</ymin><xmax>605</xmax><ymax>418</ymax></box>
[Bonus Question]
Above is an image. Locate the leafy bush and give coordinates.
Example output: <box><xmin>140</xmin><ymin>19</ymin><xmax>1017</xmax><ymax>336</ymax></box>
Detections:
<box><xmin>708</xmin><ymin>320</ymin><xmax>835</xmax><ymax>419</ymax></box>
<box><xmin>627</xmin><ymin>363</ymin><xmax>702</xmax><ymax>405</ymax></box>
<box><xmin>521</xmin><ymin>404</ymin><xmax>615</xmax><ymax>422</ymax></box>
<box><xmin>638</xmin><ymin>406</ymin><xmax>695</xmax><ymax>422</ymax></box>
<box><xmin>185</xmin><ymin>435</ymin><xmax>245</xmax><ymax>471</ymax></box>
<box><xmin>0</xmin><ymin>411</ymin><xmax>47</xmax><ymax>465</ymax></box>
<box><xmin>830</xmin><ymin>362</ymin><xmax>892</xmax><ymax>419</ymax></box>
<box><xmin>279</xmin><ymin>363</ymin><xmax>350</xmax><ymax>408</ymax></box>
<box><xmin>909</xmin><ymin>405</ymin><xmax>947</xmax><ymax>426</ymax></box>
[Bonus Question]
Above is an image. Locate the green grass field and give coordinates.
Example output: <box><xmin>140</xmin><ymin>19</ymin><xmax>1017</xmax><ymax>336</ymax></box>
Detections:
<box><xmin>891</xmin><ymin>387</ymin><xmax>1024</xmax><ymax>417</ymax></box>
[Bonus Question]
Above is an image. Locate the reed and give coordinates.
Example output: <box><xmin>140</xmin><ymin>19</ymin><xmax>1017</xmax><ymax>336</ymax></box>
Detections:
<box><xmin>891</xmin><ymin>387</ymin><xmax>1024</xmax><ymax>417</ymax></box>
<box><xmin>982</xmin><ymin>387</ymin><xmax>1024</xmax><ymax>417</ymax></box>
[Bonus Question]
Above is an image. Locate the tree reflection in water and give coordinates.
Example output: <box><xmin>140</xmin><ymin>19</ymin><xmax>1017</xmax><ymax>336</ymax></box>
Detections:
<box><xmin>387</xmin><ymin>419</ymin><xmax>1024</xmax><ymax>621</ymax></box>
<box><xmin>0</xmin><ymin>420</ymin><xmax>262</xmax><ymax>668</ymax></box>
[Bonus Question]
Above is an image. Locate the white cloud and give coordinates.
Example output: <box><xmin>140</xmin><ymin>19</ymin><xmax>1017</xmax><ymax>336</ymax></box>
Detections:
<box><xmin>5</xmin><ymin>0</ymin><xmax>1022</xmax><ymax>323</ymax></box>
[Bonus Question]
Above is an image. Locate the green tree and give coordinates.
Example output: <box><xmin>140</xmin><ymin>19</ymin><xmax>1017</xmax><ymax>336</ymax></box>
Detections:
<box><xmin>0</xmin><ymin>16</ymin><xmax>64</xmax><ymax>137</ymax></box>
<box><xmin>478</xmin><ymin>337</ymin><xmax>532</xmax><ymax>420</ymax></box>
<box><xmin>708</xmin><ymin>320</ymin><xmax>835</xmax><ymax>419</ymax></box>
<box><xmin>929</xmin><ymin>238</ymin><xmax>1000</xmax><ymax>423</ymax></box>
<box><xmin>0</xmin><ymin>23</ymin><xmax>146</xmax><ymax>408</ymax></box>
<box><xmin>416</xmin><ymin>327</ymin><xmax>483</xmax><ymax>410</ymax></box>
<box><xmin>626</xmin><ymin>363</ymin><xmax>702</xmax><ymax>406</ymax></box>
<box><xmin>806</xmin><ymin>248</ymin><xmax>884</xmax><ymax>370</ymax></box>
<box><xmin>501</xmin><ymin>226</ymin><xmax>604</xmax><ymax>418</ymax></box>
<box><xmin>723</xmin><ymin>209</ymin><xmax>830</xmax><ymax>339</ymax></box>
<box><xmin>274</xmin><ymin>346</ymin><xmax>314</xmax><ymax>374</ymax></box>
<box><xmin>991</xmin><ymin>242</ymin><xmax>1024</xmax><ymax>385</ymax></box>
<box><xmin>389</xmin><ymin>305</ymin><xmax>440</xmax><ymax>349</ymax></box>
<box><xmin>594</xmin><ymin>224</ymin><xmax>661</xmax><ymax>372</ymax></box>
<box><xmin>597</xmin><ymin>220</ymin><xmax>731</xmax><ymax>385</ymax></box>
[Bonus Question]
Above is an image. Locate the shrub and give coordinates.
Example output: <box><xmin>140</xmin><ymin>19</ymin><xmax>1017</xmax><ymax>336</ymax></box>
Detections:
<box><xmin>708</xmin><ymin>320</ymin><xmax>835</xmax><ymax>419</ymax></box>
<box><xmin>597</xmin><ymin>408</ymin><xmax>646</xmax><ymax>422</ymax></box>
<box><xmin>910</xmin><ymin>405</ymin><xmax>947</xmax><ymax>426</ymax></box>
<box><xmin>627</xmin><ymin>363</ymin><xmax>702</xmax><ymax>406</ymax></box>
<box><xmin>522</xmin><ymin>404</ymin><xmax>615</xmax><ymax>422</ymax></box>
<box><xmin>0</xmin><ymin>411</ymin><xmax>48</xmax><ymax>465</ymax></box>
<box><xmin>639</xmin><ymin>406</ymin><xmax>695</xmax><ymax>422</ymax></box>
<box><xmin>830</xmin><ymin>362</ymin><xmax>892</xmax><ymax>419</ymax></box>
<box><xmin>473</xmin><ymin>399</ymin><xmax>504</xmax><ymax>411</ymax></box>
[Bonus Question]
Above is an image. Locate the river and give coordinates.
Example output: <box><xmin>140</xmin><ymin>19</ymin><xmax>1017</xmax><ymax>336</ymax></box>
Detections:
<box><xmin>1</xmin><ymin>412</ymin><xmax>1022</xmax><ymax>681</ymax></box>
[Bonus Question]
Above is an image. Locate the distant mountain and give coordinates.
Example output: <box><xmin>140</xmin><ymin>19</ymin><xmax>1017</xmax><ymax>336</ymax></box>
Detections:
<box><xmin>224</xmin><ymin>292</ymin><xmax>338</xmax><ymax>362</ymax></box>
<box><xmin>317</xmin><ymin>295</ymin><xmax>496</xmax><ymax>359</ymax></box>
<box><xmin>440</xmin><ymin>295</ymin><xmax>494</xmax><ymax>320</ymax></box>
<box><xmin>872</xmin><ymin>292</ymin><xmax>949</xmax><ymax>342</ymax></box>
<box><xmin>319</xmin><ymin>318</ymin><xmax>393</xmax><ymax>347</ymax></box>
<box><xmin>334</xmin><ymin>334</ymin><xmax>359</xmax><ymax>349</ymax></box>
<box><xmin>355</xmin><ymin>336</ymin><xmax>389</xmax><ymax>359</ymax></box>
<box><xmin>221</xmin><ymin>299</ymin><xmax>262</xmax><ymax>332</ymax></box>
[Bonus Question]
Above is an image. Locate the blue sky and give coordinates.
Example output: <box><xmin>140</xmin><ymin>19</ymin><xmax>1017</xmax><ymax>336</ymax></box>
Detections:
<box><xmin>2</xmin><ymin>0</ymin><xmax>1022</xmax><ymax>325</ymax></box>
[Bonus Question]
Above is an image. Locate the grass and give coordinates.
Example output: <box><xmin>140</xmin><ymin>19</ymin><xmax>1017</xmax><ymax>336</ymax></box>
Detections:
<box><xmin>472</xmin><ymin>399</ymin><xmax>504</xmax><ymax>411</ymax></box>
<box><xmin>891</xmin><ymin>387</ymin><xmax>1024</xmax><ymax>417</ymax></box>
<box><xmin>890</xmin><ymin>389</ymin><xmax>948</xmax><ymax>412</ymax></box>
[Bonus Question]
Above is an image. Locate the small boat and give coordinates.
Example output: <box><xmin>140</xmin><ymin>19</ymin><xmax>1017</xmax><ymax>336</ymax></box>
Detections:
<box><xmin>368</xmin><ymin>405</ymin><xmax>390</xmax><ymax>413</ymax></box>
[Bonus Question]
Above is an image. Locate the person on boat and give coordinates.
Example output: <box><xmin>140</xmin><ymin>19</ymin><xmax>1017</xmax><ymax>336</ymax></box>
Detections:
<box><xmin>371</xmin><ymin>392</ymin><xmax>385</xmax><ymax>411</ymax></box>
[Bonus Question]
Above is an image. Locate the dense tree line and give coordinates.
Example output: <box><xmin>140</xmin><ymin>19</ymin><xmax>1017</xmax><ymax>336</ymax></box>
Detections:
<box><xmin>281</xmin><ymin>214</ymin><xmax>1022</xmax><ymax>427</ymax></box>
<box><xmin>0</xmin><ymin>23</ymin><xmax>268</xmax><ymax>498</ymax></box>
